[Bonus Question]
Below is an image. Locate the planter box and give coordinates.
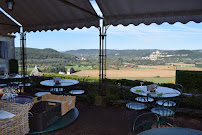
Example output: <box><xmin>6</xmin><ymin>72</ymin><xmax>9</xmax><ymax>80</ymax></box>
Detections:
<box><xmin>29</xmin><ymin>101</ymin><xmax>61</xmax><ymax>131</ymax></box>
<box><xmin>32</xmin><ymin>94</ymin><xmax>76</xmax><ymax>116</ymax></box>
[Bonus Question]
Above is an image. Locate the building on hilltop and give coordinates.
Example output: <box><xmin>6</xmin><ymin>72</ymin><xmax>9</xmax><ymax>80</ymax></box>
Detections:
<box><xmin>142</xmin><ymin>51</ymin><xmax>174</xmax><ymax>61</ymax></box>
<box><xmin>30</xmin><ymin>65</ymin><xmax>43</xmax><ymax>76</ymax></box>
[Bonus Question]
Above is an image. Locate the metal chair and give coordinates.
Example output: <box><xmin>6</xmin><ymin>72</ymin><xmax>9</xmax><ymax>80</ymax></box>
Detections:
<box><xmin>132</xmin><ymin>112</ymin><xmax>167</xmax><ymax>135</ymax></box>
<box><xmin>123</xmin><ymin>90</ymin><xmax>147</xmax><ymax>111</ymax></box>
<box><xmin>135</xmin><ymin>96</ymin><xmax>154</xmax><ymax>103</ymax></box>
<box><xmin>151</xmin><ymin>97</ymin><xmax>181</xmax><ymax>126</ymax></box>
<box><xmin>69</xmin><ymin>75</ymin><xmax>88</xmax><ymax>96</ymax></box>
<box><xmin>8</xmin><ymin>81</ymin><xmax>19</xmax><ymax>91</ymax></box>
<box><xmin>172</xmin><ymin>84</ymin><xmax>183</xmax><ymax>93</ymax></box>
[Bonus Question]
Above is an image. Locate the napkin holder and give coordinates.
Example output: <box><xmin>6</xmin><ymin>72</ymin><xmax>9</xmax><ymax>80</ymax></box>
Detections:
<box><xmin>147</xmin><ymin>84</ymin><xmax>158</xmax><ymax>92</ymax></box>
<box><xmin>54</xmin><ymin>77</ymin><xmax>61</xmax><ymax>84</ymax></box>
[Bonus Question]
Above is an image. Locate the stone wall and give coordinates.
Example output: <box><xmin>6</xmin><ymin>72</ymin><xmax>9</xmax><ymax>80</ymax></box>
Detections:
<box><xmin>0</xmin><ymin>35</ymin><xmax>15</xmax><ymax>73</ymax></box>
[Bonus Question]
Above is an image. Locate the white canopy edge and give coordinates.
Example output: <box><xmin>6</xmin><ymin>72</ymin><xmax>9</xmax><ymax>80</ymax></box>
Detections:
<box><xmin>96</xmin><ymin>0</ymin><xmax>202</xmax><ymax>26</ymax></box>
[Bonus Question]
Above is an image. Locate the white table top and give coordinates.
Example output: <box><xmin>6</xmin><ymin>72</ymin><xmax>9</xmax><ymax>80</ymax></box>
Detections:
<box><xmin>130</xmin><ymin>86</ymin><xmax>181</xmax><ymax>98</ymax></box>
<box><xmin>0</xmin><ymin>74</ymin><xmax>28</xmax><ymax>79</ymax></box>
<box><xmin>40</xmin><ymin>79</ymin><xmax>79</xmax><ymax>87</ymax></box>
<box><xmin>138</xmin><ymin>127</ymin><xmax>202</xmax><ymax>135</ymax></box>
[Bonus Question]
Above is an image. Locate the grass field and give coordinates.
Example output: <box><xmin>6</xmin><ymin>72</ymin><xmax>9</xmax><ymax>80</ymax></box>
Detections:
<box><xmin>21</xmin><ymin>65</ymin><xmax>202</xmax><ymax>84</ymax></box>
<box><xmin>72</xmin><ymin>65</ymin><xmax>202</xmax><ymax>84</ymax></box>
<box><xmin>123</xmin><ymin>77</ymin><xmax>175</xmax><ymax>84</ymax></box>
<box><xmin>65</xmin><ymin>66</ymin><xmax>93</xmax><ymax>71</ymax></box>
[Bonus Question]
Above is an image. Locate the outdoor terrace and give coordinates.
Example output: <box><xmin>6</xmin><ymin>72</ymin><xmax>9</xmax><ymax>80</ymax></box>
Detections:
<box><xmin>1</xmin><ymin>74</ymin><xmax>201</xmax><ymax>135</ymax></box>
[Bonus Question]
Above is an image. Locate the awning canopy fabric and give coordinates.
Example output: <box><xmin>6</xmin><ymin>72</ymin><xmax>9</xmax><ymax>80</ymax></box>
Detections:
<box><xmin>0</xmin><ymin>0</ymin><xmax>100</xmax><ymax>33</ymax></box>
<box><xmin>0</xmin><ymin>11</ymin><xmax>19</xmax><ymax>35</ymax></box>
<box><xmin>1</xmin><ymin>0</ymin><xmax>202</xmax><ymax>34</ymax></box>
<box><xmin>95</xmin><ymin>0</ymin><xmax>202</xmax><ymax>26</ymax></box>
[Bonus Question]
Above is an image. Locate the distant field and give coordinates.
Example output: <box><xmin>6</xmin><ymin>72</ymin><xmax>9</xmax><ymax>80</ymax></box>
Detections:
<box><xmin>72</xmin><ymin>69</ymin><xmax>176</xmax><ymax>78</ymax></box>
<box><xmin>72</xmin><ymin>65</ymin><xmax>202</xmax><ymax>84</ymax></box>
<box><xmin>21</xmin><ymin>65</ymin><xmax>202</xmax><ymax>84</ymax></box>
<box><xmin>123</xmin><ymin>77</ymin><xmax>175</xmax><ymax>84</ymax></box>
<box><xmin>65</xmin><ymin>66</ymin><xmax>93</xmax><ymax>71</ymax></box>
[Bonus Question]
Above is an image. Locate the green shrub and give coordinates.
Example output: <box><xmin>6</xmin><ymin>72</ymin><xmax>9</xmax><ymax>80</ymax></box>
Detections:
<box><xmin>159</xmin><ymin>83</ymin><xmax>174</xmax><ymax>88</ymax></box>
<box><xmin>85</xmin><ymin>84</ymin><xmax>99</xmax><ymax>104</ymax></box>
<box><xmin>105</xmin><ymin>86</ymin><xmax>122</xmax><ymax>101</ymax></box>
<box><xmin>176</xmin><ymin>70</ymin><xmax>202</xmax><ymax>94</ymax></box>
<box><xmin>9</xmin><ymin>59</ymin><xmax>18</xmax><ymax>74</ymax></box>
<box><xmin>180</xmin><ymin>96</ymin><xmax>202</xmax><ymax>110</ymax></box>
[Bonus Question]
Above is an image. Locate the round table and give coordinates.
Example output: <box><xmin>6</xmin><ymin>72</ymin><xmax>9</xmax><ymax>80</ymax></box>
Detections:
<box><xmin>6</xmin><ymin>95</ymin><xmax>34</xmax><ymax>104</ymax></box>
<box><xmin>130</xmin><ymin>86</ymin><xmax>181</xmax><ymax>98</ymax></box>
<box><xmin>40</xmin><ymin>79</ymin><xmax>79</xmax><ymax>87</ymax></box>
<box><xmin>138</xmin><ymin>127</ymin><xmax>202</xmax><ymax>135</ymax></box>
<box><xmin>0</xmin><ymin>74</ymin><xmax>29</xmax><ymax>79</ymax></box>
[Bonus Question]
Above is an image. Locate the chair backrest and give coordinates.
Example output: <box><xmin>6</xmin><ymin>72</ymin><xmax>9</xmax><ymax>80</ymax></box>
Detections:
<box><xmin>172</xmin><ymin>84</ymin><xmax>183</xmax><ymax>93</ymax></box>
<box><xmin>132</xmin><ymin>112</ymin><xmax>166</xmax><ymax>135</ymax></box>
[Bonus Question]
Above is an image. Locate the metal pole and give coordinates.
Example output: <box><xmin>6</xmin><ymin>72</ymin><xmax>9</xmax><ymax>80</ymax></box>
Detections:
<box><xmin>98</xmin><ymin>19</ymin><xmax>108</xmax><ymax>95</ymax></box>
<box><xmin>99</xmin><ymin>27</ymin><xmax>102</xmax><ymax>93</ymax></box>
<box><xmin>20</xmin><ymin>30</ymin><xmax>26</xmax><ymax>77</ymax></box>
<box><xmin>101</xmin><ymin>22</ymin><xmax>104</xmax><ymax>92</ymax></box>
<box><xmin>104</xmin><ymin>26</ymin><xmax>107</xmax><ymax>78</ymax></box>
<box><xmin>20</xmin><ymin>27</ymin><xmax>26</xmax><ymax>92</ymax></box>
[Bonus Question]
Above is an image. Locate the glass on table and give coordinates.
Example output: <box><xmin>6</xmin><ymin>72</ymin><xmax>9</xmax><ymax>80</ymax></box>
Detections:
<box><xmin>140</xmin><ymin>82</ymin><xmax>144</xmax><ymax>88</ymax></box>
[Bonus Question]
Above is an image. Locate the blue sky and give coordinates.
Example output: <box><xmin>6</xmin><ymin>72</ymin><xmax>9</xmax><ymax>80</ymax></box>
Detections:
<box><xmin>14</xmin><ymin>22</ymin><xmax>202</xmax><ymax>51</ymax></box>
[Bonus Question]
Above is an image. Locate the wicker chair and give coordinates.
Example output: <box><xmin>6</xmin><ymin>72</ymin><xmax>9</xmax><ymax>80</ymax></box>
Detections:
<box><xmin>0</xmin><ymin>101</ymin><xmax>30</xmax><ymax>135</ymax></box>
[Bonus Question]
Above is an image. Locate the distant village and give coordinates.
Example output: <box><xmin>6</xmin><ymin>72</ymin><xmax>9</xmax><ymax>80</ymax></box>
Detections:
<box><xmin>142</xmin><ymin>51</ymin><xmax>188</xmax><ymax>61</ymax></box>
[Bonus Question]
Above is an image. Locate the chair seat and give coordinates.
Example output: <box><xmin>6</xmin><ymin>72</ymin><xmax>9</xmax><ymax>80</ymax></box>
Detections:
<box><xmin>50</xmin><ymin>88</ymin><xmax>63</xmax><ymax>92</ymax></box>
<box><xmin>151</xmin><ymin>107</ymin><xmax>174</xmax><ymax>117</ymax></box>
<box><xmin>35</xmin><ymin>92</ymin><xmax>51</xmax><ymax>97</ymax></box>
<box><xmin>126</xmin><ymin>102</ymin><xmax>147</xmax><ymax>110</ymax></box>
<box><xmin>19</xmin><ymin>83</ymin><xmax>31</xmax><ymax>87</ymax></box>
<box><xmin>69</xmin><ymin>90</ymin><xmax>85</xmax><ymax>95</ymax></box>
<box><xmin>156</xmin><ymin>100</ymin><xmax>176</xmax><ymax>106</ymax></box>
<box><xmin>10</xmin><ymin>82</ymin><xmax>19</xmax><ymax>85</ymax></box>
<box><xmin>135</xmin><ymin>97</ymin><xmax>154</xmax><ymax>102</ymax></box>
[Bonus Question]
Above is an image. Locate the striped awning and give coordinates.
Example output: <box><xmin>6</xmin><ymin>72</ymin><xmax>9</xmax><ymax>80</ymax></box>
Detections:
<box><xmin>96</xmin><ymin>0</ymin><xmax>202</xmax><ymax>26</ymax></box>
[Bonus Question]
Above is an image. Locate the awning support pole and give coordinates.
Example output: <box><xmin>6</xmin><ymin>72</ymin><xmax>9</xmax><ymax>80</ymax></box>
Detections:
<box><xmin>20</xmin><ymin>27</ymin><xmax>27</xmax><ymax>92</ymax></box>
<box><xmin>99</xmin><ymin>20</ymin><xmax>107</xmax><ymax>95</ymax></box>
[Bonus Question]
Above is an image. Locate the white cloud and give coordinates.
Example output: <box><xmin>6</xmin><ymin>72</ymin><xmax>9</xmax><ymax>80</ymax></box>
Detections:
<box><xmin>107</xmin><ymin>23</ymin><xmax>202</xmax><ymax>41</ymax></box>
